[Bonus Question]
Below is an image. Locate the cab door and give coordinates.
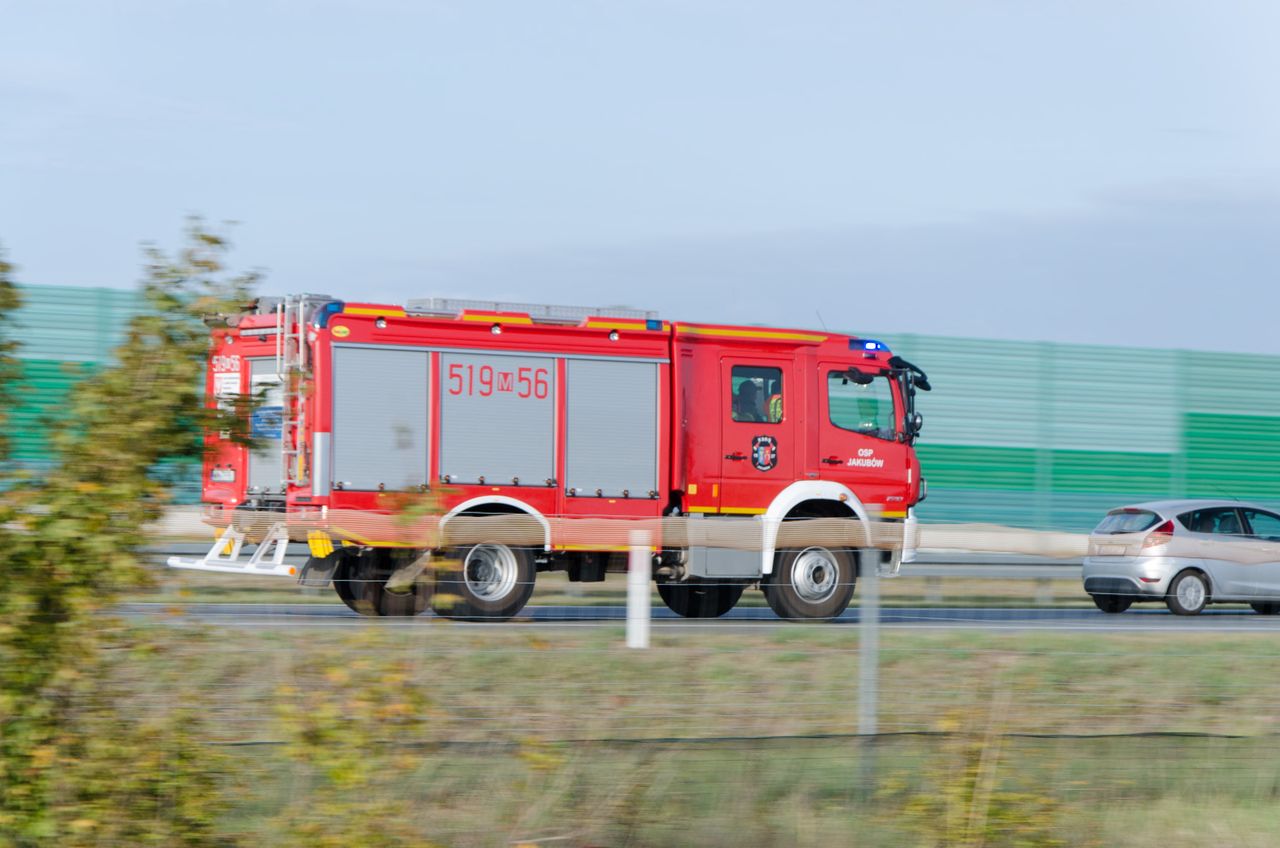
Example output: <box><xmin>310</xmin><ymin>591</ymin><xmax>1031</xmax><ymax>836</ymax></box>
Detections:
<box><xmin>718</xmin><ymin>358</ymin><xmax>794</xmax><ymax>513</ymax></box>
<box><xmin>816</xmin><ymin>362</ymin><xmax>910</xmax><ymax>509</ymax></box>
<box><xmin>1242</xmin><ymin>509</ymin><xmax>1280</xmax><ymax>599</ymax></box>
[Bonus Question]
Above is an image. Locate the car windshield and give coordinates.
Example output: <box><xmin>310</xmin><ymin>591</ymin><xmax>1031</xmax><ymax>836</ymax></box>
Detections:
<box><xmin>1093</xmin><ymin>510</ymin><xmax>1160</xmax><ymax>534</ymax></box>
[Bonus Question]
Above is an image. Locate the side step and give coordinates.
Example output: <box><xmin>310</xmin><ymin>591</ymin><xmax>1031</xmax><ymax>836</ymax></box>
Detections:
<box><xmin>167</xmin><ymin>522</ymin><xmax>298</xmax><ymax>577</ymax></box>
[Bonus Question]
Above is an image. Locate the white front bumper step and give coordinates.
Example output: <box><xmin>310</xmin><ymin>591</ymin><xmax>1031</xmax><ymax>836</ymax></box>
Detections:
<box><xmin>167</xmin><ymin>522</ymin><xmax>298</xmax><ymax>577</ymax></box>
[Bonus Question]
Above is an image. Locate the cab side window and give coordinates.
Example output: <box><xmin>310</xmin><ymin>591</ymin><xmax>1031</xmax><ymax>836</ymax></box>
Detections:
<box><xmin>1244</xmin><ymin>510</ymin><xmax>1280</xmax><ymax>541</ymax></box>
<box><xmin>828</xmin><ymin>370</ymin><xmax>895</xmax><ymax>439</ymax></box>
<box><xmin>1177</xmin><ymin>508</ymin><xmax>1245</xmax><ymax>535</ymax></box>
<box><xmin>730</xmin><ymin>366</ymin><xmax>782</xmax><ymax>424</ymax></box>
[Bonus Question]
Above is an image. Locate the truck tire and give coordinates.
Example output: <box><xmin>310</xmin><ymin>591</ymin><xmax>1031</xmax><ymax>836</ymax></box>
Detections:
<box><xmin>763</xmin><ymin>545</ymin><xmax>856</xmax><ymax>621</ymax></box>
<box><xmin>333</xmin><ymin>550</ymin><xmax>431</xmax><ymax>617</ymax></box>
<box><xmin>657</xmin><ymin>579</ymin><xmax>744</xmax><ymax>618</ymax></box>
<box><xmin>433</xmin><ymin>543</ymin><xmax>535</xmax><ymax>622</ymax></box>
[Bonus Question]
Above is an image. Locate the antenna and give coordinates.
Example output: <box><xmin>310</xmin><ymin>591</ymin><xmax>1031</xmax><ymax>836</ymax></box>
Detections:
<box><xmin>815</xmin><ymin>310</ymin><xmax>829</xmax><ymax>331</ymax></box>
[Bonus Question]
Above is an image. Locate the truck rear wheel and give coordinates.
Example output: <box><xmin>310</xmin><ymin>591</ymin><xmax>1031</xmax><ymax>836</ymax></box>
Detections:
<box><xmin>333</xmin><ymin>550</ymin><xmax>431</xmax><ymax>617</ymax></box>
<box><xmin>432</xmin><ymin>543</ymin><xmax>535</xmax><ymax>622</ymax></box>
<box><xmin>657</xmin><ymin>579</ymin><xmax>744</xmax><ymax>618</ymax></box>
<box><xmin>763</xmin><ymin>545</ymin><xmax>855</xmax><ymax>621</ymax></box>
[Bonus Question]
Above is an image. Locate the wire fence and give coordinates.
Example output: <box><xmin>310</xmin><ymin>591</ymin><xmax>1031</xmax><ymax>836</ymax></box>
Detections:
<box><xmin>85</xmin><ymin>588</ymin><xmax>1280</xmax><ymax>847</ymax></box>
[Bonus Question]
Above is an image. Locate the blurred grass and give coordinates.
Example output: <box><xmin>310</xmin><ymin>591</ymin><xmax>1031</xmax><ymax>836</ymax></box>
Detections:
<box><xmin>100</xmin><ymin>623</ymin><xmax>1280</xmax><ymax>846</ymax></box>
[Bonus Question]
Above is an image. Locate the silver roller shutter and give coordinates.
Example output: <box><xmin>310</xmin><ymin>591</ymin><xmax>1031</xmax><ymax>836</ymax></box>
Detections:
<box><xmin>331</xmin><ymin>346</ymin><xmax>429</xmax><ymax>491</ymax></box>
<box><xmin>439</xmin><ymin>352</ymin><xmax>555</xmax><ymax>485</ymax></box>
<box><xmin>566</xmin><ymin>359</ymin><xmax>658</xmax><ymax>497</ymax></box>
<box><xmin>247</xmin><ymin>358</ymin><xmax>284</xmax><ymax>494</ymax></box>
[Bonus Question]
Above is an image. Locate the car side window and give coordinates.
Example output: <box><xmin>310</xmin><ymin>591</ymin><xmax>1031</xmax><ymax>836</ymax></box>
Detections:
<box><xmin>1244</xmin><ymin>510</ymin><xmax>1280</xmax><ymax>541</ymax></box>
<box><xmin>1177</xmin><ymin>508</ymin><xmax>1245</xmax><ymax>535</ymax></box>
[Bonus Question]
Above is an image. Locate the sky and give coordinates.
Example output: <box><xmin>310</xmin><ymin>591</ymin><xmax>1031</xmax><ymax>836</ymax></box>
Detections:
<box><xmin>1</xmin><ymin>0</ymin><xmax>1278</xmax><ymax>353</ymax></box>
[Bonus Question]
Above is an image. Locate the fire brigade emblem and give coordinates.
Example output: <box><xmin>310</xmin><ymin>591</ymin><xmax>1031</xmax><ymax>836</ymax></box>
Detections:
<box><xmin>751</xmin><ymin>435</ymin><xmax>778</xmax><ymax>472</ymax></box>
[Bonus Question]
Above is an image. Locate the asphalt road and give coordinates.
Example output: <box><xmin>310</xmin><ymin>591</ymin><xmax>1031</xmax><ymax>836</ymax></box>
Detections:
<box><xmin>119</xmin><ymin>602</ymin><xmax>1280</xmax><ymax>632</ymax></box>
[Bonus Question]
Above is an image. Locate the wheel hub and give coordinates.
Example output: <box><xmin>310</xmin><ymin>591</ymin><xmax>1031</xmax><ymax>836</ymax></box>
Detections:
<box><xmin>1177</xmin><ymin>576</ymin><xmax>1205</xmax><ymax>610</ymax></box>
<box><xmin>791</xmin><ymin>547</ymin><xmax>839</xmax><ymax>603</ymax></box>
<box><xmin>464</xmin><ymin>544</ymin><xmax>519</xmax><ymax>601</ymax></box>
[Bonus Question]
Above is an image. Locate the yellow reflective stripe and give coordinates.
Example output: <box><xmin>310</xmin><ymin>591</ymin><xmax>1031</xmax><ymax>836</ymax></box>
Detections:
<box><xmin>460</xmin><ymin>313</ymin><xmax>534</xmax><ymax>324</ymax></box>
<box><xmin>687</xmin><ymin>505</ymin><xmax>765</xmax><ymax>515</ymax></box>
<box><xmin>343</xmin><ymin>307</ymin><xmax>406</xmax><ymax>317</ymax></box>
<box><xmin>582</xmin><ymin>319</ymin><xmax>669</xmax><ymax>331</ymax></box>
<box><xmin>677</xmin><ymin>326</ymin><xmax>827</xmax><ymax>343</ymax></box>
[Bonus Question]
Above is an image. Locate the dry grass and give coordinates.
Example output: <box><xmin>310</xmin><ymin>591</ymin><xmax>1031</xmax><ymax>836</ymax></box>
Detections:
<box><xmin>103</xmin><ymin>622</ymin><xmax>1280</xmax><ymax>846</ymax></box>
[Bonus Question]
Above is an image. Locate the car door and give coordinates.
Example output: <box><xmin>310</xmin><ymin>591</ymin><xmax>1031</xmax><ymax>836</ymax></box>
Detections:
<box><xmin>1241</xmin><ymin>509</ymin><xmax>1280</xmax><ymax>599</ymax></box>
<box><xmin>1179</xmin><ymin>507</ymin><xmax>1253</xmax><ymax>599</ymax></box>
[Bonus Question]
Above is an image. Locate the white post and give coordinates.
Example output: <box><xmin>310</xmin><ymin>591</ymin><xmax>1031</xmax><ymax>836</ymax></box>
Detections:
<box><xmin>857</xmin><ymin>546</ymin><xmax>880</xmax><ymax>798</ymax></box>
<box><xmin>627</xmin><ymin>530</ymin><xmax>651</xmax><ymax>649</ymax></box>
<box><xmin>858</xmin><ymin>547</ymin><xmax>879</xmax><ymax>736</ymax></box>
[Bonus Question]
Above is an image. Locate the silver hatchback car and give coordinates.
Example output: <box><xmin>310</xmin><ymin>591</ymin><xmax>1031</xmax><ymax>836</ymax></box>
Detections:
<box><xmin>1082</xmin><ymin>499</ymin><xmax>1280</xmax><ymax>616</ymax></box>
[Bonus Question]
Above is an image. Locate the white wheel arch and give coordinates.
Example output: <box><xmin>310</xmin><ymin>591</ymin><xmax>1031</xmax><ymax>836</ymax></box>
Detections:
<box><xmin>759</xmin><ymin>481</ymin><xmax>871</xmax><ymax>575</ymax></box>
<box><xmin>439</xmin><ymin>496</ymin><xmax>552</xmax><ymax>551</ymax></box>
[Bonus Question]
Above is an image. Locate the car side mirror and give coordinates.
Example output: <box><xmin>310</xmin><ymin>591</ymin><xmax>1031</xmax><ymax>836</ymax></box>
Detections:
<box><xmin>906</xmin><ymin>411</ymin><xmax>923</xmax><ymax>437</ymax></box>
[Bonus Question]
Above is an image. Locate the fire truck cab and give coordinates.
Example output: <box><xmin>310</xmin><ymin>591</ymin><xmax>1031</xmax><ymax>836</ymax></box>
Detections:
<box><xmin>171</xmin><ymin>296</ymin><xmax>929</xmax><ymax>621</ymax></box>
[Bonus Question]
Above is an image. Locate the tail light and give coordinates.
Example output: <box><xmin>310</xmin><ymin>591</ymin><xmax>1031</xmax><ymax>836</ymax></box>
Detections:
<box><xmin>1142</xmin><ymin>519</ymin><xmax>1175</xmax><ymax>549</ymax></box>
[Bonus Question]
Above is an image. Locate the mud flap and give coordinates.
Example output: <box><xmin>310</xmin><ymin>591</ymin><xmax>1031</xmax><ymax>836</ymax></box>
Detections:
<box><xmin>298</xmin><ymin>552</ymin><xmax>342</xmax><ymax>588</ymax></box>
<box><xmin>384</xmin><ymin>550</ymin><xmax>431</xmax><ymax>595</ymax></box>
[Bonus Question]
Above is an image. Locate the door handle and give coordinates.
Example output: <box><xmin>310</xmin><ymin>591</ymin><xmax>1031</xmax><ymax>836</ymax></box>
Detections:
<box><xmin>725</xmin><ymin>452</ymin><xmax>747</xmax><ymax>461</ymax></box>
<box><xmin>821</xmin><ymin>456</ymin><xmax>842</xmax><ymax>465</ymax></box>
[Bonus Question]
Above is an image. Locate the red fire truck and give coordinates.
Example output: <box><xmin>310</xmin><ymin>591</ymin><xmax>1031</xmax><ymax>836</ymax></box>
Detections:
<box><xmin>169</xmin><ymin>296</ymin><xmax>929</xmax><ymax>621</ymax></box>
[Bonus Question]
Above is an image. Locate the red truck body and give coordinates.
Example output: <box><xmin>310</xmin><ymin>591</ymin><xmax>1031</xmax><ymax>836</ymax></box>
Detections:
<box><xmin>184</xmin><ymin>296</ymin><xmax>928</xmax><ymax>620</ymax></box>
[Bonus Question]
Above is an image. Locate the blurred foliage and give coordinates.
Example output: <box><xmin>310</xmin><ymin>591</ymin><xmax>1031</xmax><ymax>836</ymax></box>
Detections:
<box><xmin>877</xmin><ymin>665</ymin><xmax>1070</xmax><ymax>848</ymax></box>
<box><xmin>46</xmin><ymin>625</ymin><xmax>233</xmax><ymax>848</ymax></box>
<box><xmin>0</xmin><ymin>222</ymin><xmax>259</xmax><ymax>846</ymax></box>
<box><xmin>0</xmin><ymin>249</ymin><xmax>21</xmax><ymax>456</ymax></box>
<box><xmin>267</xmin><ymin>633</ymin><xmax>442</xmax><ymax>847</ymax></box>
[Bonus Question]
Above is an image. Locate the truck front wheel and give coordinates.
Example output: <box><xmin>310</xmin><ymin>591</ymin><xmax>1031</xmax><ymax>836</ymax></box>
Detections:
<box><xmin>763</xmin><ymin>545</ymin><xmax>856</xmax><ymax>621</ymax></box>
<box><xmin>657</xmin><ymin>579</ymin><xmax>744</xmax><ymax>618</ymax></box>
<box><xmin>433</xmin><ymin>543</ymin><xmax>535</xmax><ymax>622</ymax></box>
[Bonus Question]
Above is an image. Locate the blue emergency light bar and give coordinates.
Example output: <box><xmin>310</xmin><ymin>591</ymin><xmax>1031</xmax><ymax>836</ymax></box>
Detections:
<box><xmin>313</xmin><ymin>301</ymin><xmax>345</xmax><ymax>328</ymax></box>
<box><xmin>850</xmin><ymin>338</ymin><xmax>889</xmax><ymax>352</ymax></box>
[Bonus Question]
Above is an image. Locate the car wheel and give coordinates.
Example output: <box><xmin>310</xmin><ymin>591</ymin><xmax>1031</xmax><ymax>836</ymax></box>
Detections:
<box><xmin>763</xmin><ymin>545</ymin><xmax>856</xmax><ymax>621</ymax></box>
<box><xmin>657</xmin><ymin>579</ymin><xmax>744</xmax><ymax>618</ymax></box>
<box><xmin>432</xmin><ymin>543</ymin><xmax>535</xmax><ymax>621</ymax></box>
<box><xmin>1092</xmin><ymin>594</ymin><xmax>1132</xmax><ymax>614</ymax></box>
<box><xmin>1166</xmin><ymin>570</ymin><xmax>1209</xmax><ymax>616</ymax></box>
<box><xmin>1250</xmin><ymin>602</ymin><xmax>1280</xmax><ymax>615</ymax></box>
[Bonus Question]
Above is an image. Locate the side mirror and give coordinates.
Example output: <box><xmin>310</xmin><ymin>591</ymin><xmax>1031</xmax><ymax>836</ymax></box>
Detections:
<box><xmin>907</xmin><ymin>412</ymin><xmax>923</xmax><ymax>437</ymax></box>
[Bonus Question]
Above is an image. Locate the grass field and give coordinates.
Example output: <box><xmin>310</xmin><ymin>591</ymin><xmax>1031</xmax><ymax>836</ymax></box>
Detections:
<box><xmin>97</xmin><ymin>621</ymin><xmax>1280</xmax><ymax>846</ymax></box>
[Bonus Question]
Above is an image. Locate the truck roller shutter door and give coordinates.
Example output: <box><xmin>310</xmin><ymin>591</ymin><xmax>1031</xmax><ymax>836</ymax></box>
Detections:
<box><xmin>246</xmin><ymin>358</ymin><xmax>285</xmax><ymax>495</ymax></box>
<box><xmin>331</xmin><ymin>347</ymin><xmax>429</xmax><ymax>491</ymax></box>
<box><xmin>566</xmin><ymin>359</ymin><xmax>658</xmax><ymax>498</ymax></box>
<box><xmin>439</xmin><ymin>352</ymin><xmax>555</xmax><ymax>485</ymax></box>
